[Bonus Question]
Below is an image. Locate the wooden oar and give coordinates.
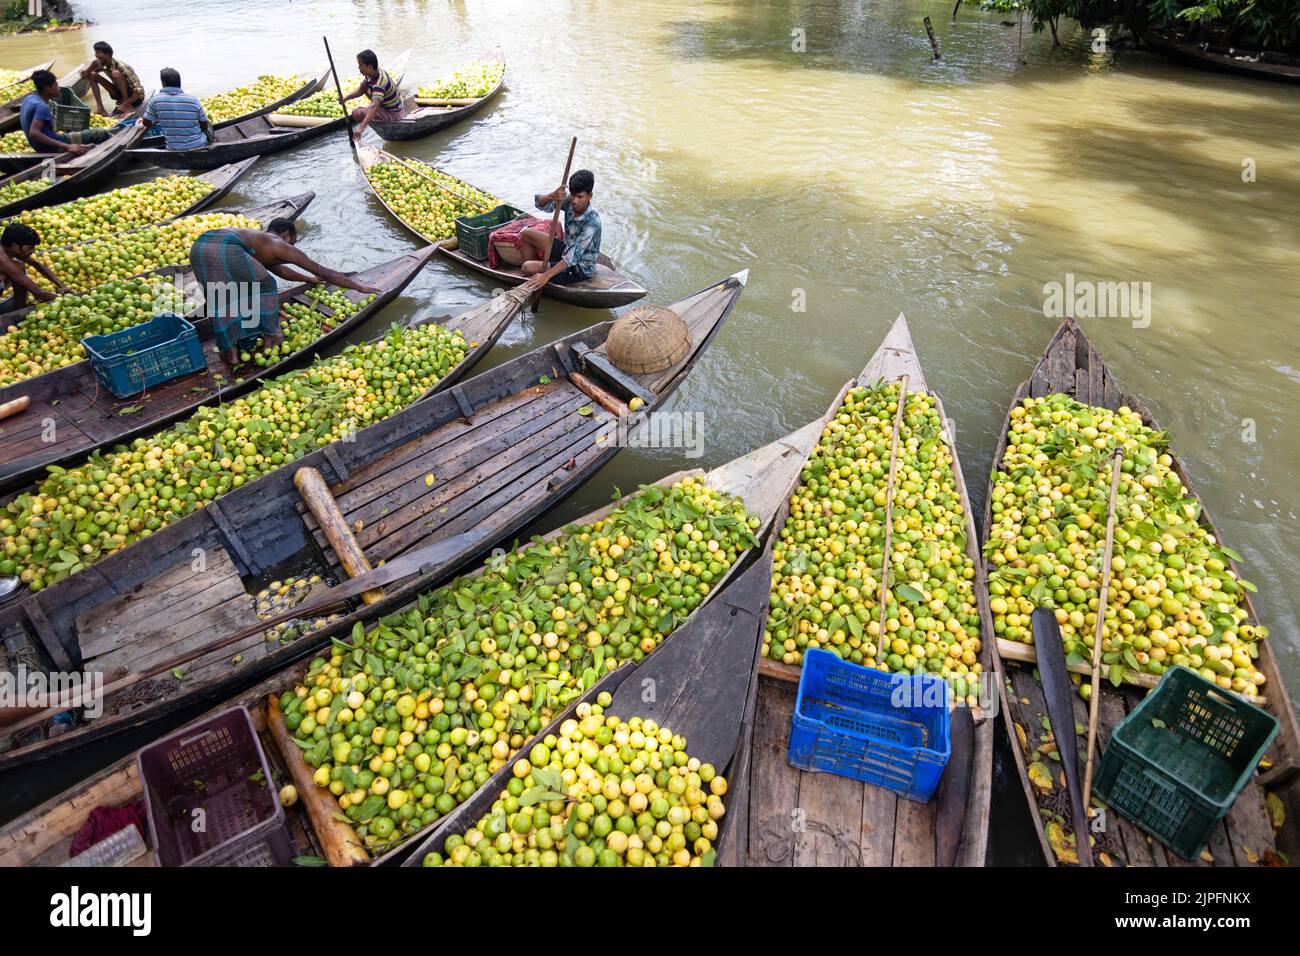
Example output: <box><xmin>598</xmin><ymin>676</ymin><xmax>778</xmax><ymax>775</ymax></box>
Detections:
<box><xmin>0</xmin><ymin>526</ymin><xmax>489</xmax><ymax>737</ymax></box>
<box><xmin>1031</xmin><ymin>606</ymin><xmax>1093</xmax><ymax>866</ymax></box>
<box><xmin>874</xmin><ymin>374</ymin><xmax>909</xmax><ymax>666</ymax></box>
<box><xmin>323</xmin><ymin>36</ymin><xmax>356</xmax><ymax>156</ymax></box>
<box><xmin>1082</xmin><ymin>450</ymin><xmax>1124</xmax><ymax>803</ymax></box>
<box><xmin>532</xmin><ymin>136</ymin><xmax>577</xmax><ymax>312</ymax></box>
<box><xmin>934</xmin><ymin>704</ymin><xmax>974</xmax><ymax>867</ymax></box>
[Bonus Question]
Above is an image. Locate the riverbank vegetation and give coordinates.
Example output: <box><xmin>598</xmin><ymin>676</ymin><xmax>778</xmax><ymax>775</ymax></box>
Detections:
<box><xmin>980</xmin><ymin>0</ymin><xmax>1300</xmax><ymax>54</ymax></box>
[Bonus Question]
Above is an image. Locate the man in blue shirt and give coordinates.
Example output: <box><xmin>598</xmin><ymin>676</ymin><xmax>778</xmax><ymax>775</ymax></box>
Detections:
<box><xmin>142</xmin><ymin>68</ymin><xmax>211</xmax><ymax>150</ymax></box>
<box><xmin>518</xmin><ymin>169</ymin><xmax>602</xmax><ymax>285</ymax></box>
<box><xmin>19</xmin><ymin>70</ymin><xmax>112</xmax><ymax>155</ymax></box>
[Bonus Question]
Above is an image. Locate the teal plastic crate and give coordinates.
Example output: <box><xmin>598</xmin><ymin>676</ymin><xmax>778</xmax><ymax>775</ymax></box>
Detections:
<box><xmin>54</xmin><ymin>87</ymin><xmax>92</xmax><ymax>133</ymax></box>
<box><xmin>788</xmin><ymin>649</ymin><xmax>951</xmax><ymax>802</ymax></box>
<box><xmin>454</xmin><ymin>204</ymin><xmax>525</xmax><ymax>262</ymax></box>
<box><xmin>82</xmin><ymin>313</ymin><xmax>207</xmax><ymax>398</ymax></box>
<box><xmin>1093</xmin><ymin>666</ymin><xmax>1278</xmax><ymax>860</ymax></box>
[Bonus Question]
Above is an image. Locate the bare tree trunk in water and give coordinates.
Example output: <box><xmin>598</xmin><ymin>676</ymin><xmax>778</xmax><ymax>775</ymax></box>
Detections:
<box><xmin>1050</xmin><ymin>16</ymin><xmax>1061</xmax><ymax>47</ymax></box>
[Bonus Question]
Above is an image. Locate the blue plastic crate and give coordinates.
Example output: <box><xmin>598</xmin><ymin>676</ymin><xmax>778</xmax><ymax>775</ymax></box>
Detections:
<box><xmin>788</xmin><ymin>649</ymin><xmax>951</xmax><ymax>802</ymax></box>
<box><xmin>82</xmin><ymin>313</ymin><xmax>207</xmax><ymax>399</ymax></box>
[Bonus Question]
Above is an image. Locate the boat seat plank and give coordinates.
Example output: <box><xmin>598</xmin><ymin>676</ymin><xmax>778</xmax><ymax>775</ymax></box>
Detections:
<box><xmin>858</xmin><ymin>780</ymin><xmax>899</xmax><ymax>865</ymax></box>
<box><xmin>792</xmin><ymin>768</ymin><xmax>866</xmax><ymax>866</ymax></box>
<box><xmin>349</xmin><ymin>404</ymin><xmax>609</xmax><ymax>562</ymax></box>
<box><xmin>331</xmin><ymin>384</ymin><xmax>591</xmax><ymax>532</ymax></box>
<box><xmin>77</xmin><ymin>548</ymin><xmax>252</xmax><ymax>665</ymax></box>
<box><xmin>892</xmin><ymin>797</ymin><xmax>937</xmax><ymax>866</ymax></box>
<box><xmin>339</xmin><ymin>413</ymin><xmax>613</xmax><ymax>578</ymax></box>
<box><xmin>747</xmin><ymin>677</ymin><xmax>799</xmax><ymax>867</ymax></box>
<box><xmin>328</xmin><ymin>383</ymin><xmax>571</xmax><ymax>506</ymax></box>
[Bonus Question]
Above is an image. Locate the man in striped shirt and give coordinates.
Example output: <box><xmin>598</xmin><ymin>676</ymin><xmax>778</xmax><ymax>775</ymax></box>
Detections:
<box><xmin>141</xmin><ymin>68</ymin><xmax>211</xmax><ymax>151</ymax></box>
<box><xmin>342</xmin><ymin>49</ymin><xmax>405</xmax><ymax>141</ymax></box>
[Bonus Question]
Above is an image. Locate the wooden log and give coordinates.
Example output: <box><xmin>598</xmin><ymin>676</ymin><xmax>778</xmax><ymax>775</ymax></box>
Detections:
<box><xmin>413</xmin><ymin>97</ymin><xmax>479</xmax><ymax>107</ymax></box>
<box><xmin>569</xmin><ymin>371</ymin><xmax>627</xmax><ymax>417</ymax></box>
<box><xmin>997</xmin><ymin>638</ymin><xmax>1267</xmax><ymax>705</ymax></box>
<box><xmin>266</xmin><ymin>695</ymin><xmax>369</xmax><ymax>867</ymax></box>
<box><xmin>294</xmin><ymin>466</ymin><xmax>384</xmax><ymax>605</ymax></box>
<box><xmin>0</xmin><ymin>395</ymin><xmax>29</xmax><ymax>420</ymax></box>
<box><xmin>267</xmin><ymin>113</ymin><xmax>337</xmax><ymax>128</ymax></box>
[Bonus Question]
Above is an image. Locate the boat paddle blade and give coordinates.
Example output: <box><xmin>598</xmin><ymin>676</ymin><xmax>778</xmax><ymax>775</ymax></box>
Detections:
<box><xmin>933</xmin><ymin>704</ymin><xmax>974</xmax><ymax>867</ymax></box>
<box><xmin>606</xmin><ymin>555</ymin><xmax>771</xmax><ymax>770</ymax></box>
<box><xmin>1031</xmin><ymin>606</ymin><xmax>1093</xmax><ymax>867</ymax></box>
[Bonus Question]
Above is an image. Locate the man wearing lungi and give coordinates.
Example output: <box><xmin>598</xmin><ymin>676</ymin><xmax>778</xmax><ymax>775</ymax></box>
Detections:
<box><xmin>189</xmin><ymin>218</ymin><xmax>381</xmax><ymax>365</ymax></box>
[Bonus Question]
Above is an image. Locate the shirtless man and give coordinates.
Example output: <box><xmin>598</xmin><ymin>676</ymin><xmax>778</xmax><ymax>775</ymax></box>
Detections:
<box><xmin>189</xmin><ymin>218</ymin><xmax>380</xmax><ymax>364</ymax></box>
<box><xmin>0</xmin><ymin>223</ymin><xmax>71</xmax><ymax>312</ymax></box>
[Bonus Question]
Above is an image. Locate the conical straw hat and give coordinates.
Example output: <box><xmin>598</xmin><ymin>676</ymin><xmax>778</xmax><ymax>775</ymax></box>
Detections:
<box><xmin>606</xmin><ymin>305</ymin><xmax>690</xmax><ymax>375</ymax></box>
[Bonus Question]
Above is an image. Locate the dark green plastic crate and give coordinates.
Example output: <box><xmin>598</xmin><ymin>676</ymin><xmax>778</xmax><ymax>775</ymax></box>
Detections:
<box><xmin>454</xmin><ymin>204</ymin><xmax>524</xmax><ymax>262</ymax></box>
<box><xmin>1093</xmin><ymin>666</ymin><xmax>1278</xmax><ymax>860</ymax></box>
<box><xmin>54</xmin><ymin>87</ymin><xmax>92</xmax><ymax>133</ymax></box>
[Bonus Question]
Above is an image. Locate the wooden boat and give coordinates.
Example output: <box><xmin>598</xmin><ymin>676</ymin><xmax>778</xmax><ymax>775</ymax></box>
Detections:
<box><xmin>368</xmin><ymin>52</ymin><xmax>505</xmax><ymax>143</ymax></box>
<box><xmin>0</xmin><ymin>117</ymin><xmax>145</xmax><ymax>187</ymax></box>
<box><xmin>0</xmin><ymin>235</ymin><xmax>419</xmax><ymax>496</ymax></box>
<box><xmin>1143</xmin><ymin>28</ymin><xmax>1300</xmax><ymax>84</ymax></box>
<box><xmin>357</xmin><ymin>147</ymin><xmax>648</xmax><ymax>309</ymax></box>
<box><xmin>0</xmin><ymin>60</ymin><xmax>55</xmax><ymax>134</ymax></box>
<box><xmin>987</xmin><ymin>317</ymin><xmax>1300</xmax><ymax>866</ymax></box>
<box><xmin>139</xmin><ymin>68</ymin><xmax>330</xmax><ymax>148</ymax></box>
<box><xmin>0</xmin><ymin>151</ymin><xmax>256</xmax><ymax>220</ymax></box>
<box><xmin>2</xmin><ymin>378</ymin><xmax>805</xmax><ymax>867</ymax></box>
<box><xmin>403</xmin><ymin>315</ymin><xmax>995</xmax><ymax>868</ymax></box>
<box><xmin>130</xmin><ymin>102</ymin><xmax>345</xmax><ymax>171</ymax></box>
<box><xmin>0</xmin><ymin>188</ymin><xmax>310</xmax><ymax>326</ymax></box>
<box><xmin>0</xmin><ymin>270</ymin><xmax>747</xmax><ymax>777</ymax></box>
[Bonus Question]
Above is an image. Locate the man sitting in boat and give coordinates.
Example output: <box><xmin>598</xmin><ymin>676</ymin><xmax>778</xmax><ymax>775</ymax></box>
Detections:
<box><xmin>0</xmin><ymin>223</ymin><xmax>71</xmax><ymax>311</ymax></box>
<box><xmin>19</xmin><ymin>70</ymin><xmax>112</xmax><ymax>156</ymax></box>
<box><xmin>80</xmin><ymin>41</ymin><xmax>145</xmax><ymax>117</ymax></box>
<box><xmin>141</xmin><ymin>68</ymin><xmax>211</xmax><ymax>151</ymax></box>
<box><xmin>189</xmin><ymin>218</ymin><xmax>382</xmax><ymax>365</ymax></box>
<box><xmin>518</xmin><ymin>170</ymin><xmax>601</xmax><ymax>286</ymax></box>
<box><xmin>342</xmin><ymin>49</ymin><xmax>405</xmax><ymax>141</ymax></box>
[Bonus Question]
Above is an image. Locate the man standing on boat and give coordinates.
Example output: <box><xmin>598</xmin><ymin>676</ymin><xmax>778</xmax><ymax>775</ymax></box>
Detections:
<box><xmin>518</xmin><ymin>170</ymin><xmax>601</xmax><ymax>286</ymax></box>
<box><xmin>0</xmin><ymin>223</ymin><xmax>72</xmax><ymax>311</ymax></box>
<box><xmin>342</xmin><ymin>49</ymin><xmax>405</xmax><ymax>141</ymax></box>
<box><xmin>189</xmin><ymin>219</ymin><xmax>382</xmax><ymax>365</ymax></box>
<box><xmin>19</xmin><ymin>70</ymin><xmax>112</xmax><ymax>155</ymax></box>
<box><xmin>141</xmin><ymin>68</ymin><xmax>211</xmax><ymax>150</ymax></box>
<box><xmin>80</xmin><ymin>42</ymin><xmax>145</xmax><ymax>117</ymax></box>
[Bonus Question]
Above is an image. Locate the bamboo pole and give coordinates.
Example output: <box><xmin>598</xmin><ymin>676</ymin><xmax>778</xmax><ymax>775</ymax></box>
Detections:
<box><xmin>1082</xmin><ymin>451</ymin><xmax>1124</xmax><ymax>804</ymax></box>
<box><xmin>874</xmin><ymin>375</ymin><xmax>909</xmax><ymax>666</ymax></box>
<box><xmin>533</xmin><ymin>136</ymin><xmax>577</xmax><ymax>312</ymax></box>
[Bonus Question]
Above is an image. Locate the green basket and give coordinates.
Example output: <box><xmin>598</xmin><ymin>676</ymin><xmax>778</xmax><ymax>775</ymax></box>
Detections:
<box><xmin>54</xmin><ymin>87</ymin><xmax>92</xmax><ymax>133</ymax></box>
<box><xmin>1093</xmin><ymin>666</ymin><xmax>1278</xmax><ymax>860</ymax></box>
<box><xmin>453</xmin><ymin>204</ymin><xmax>524</xmax><ymax>262</ymax></box>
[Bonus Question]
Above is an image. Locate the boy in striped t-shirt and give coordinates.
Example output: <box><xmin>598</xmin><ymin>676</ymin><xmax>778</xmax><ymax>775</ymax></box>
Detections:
<box><xmin>141</xmin><ymin>68</ymin><xmax>211</xmax><ymax>151</ymax></box>
<box><xmin>342</xmin><ymin>49</ymin><xmax>406</xmax><ymax>141</ymax></box>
